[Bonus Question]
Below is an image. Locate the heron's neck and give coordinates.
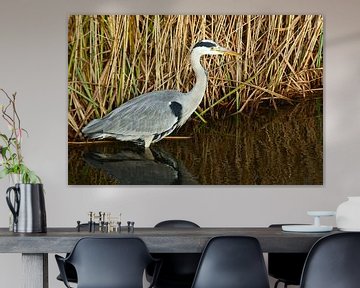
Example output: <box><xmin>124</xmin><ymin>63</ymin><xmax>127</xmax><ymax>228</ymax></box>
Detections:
<box><xmin>187</xmin><ymin>52</ymin><xmax>208</xmax><ymax>108</ymax></box>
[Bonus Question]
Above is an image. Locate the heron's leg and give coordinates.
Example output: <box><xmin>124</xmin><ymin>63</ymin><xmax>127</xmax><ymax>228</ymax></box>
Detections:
<box><xmin>143</xmin><ymin>136</ymin><xmax>154</xmax><ymax>148</ymax></box>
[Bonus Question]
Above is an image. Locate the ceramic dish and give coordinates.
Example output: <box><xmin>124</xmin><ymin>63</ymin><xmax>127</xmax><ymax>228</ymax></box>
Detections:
<box><xmin>282</xmin><ymin>225</ymin><xmax>333</xmax><ymax>232</ymax></box>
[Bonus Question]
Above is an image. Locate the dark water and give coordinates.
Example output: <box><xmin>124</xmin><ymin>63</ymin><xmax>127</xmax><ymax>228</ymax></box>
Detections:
<box><xmin>68</xmin><ymin>100</ymin><xmax>322</xmax><ymax>185</ymax></box>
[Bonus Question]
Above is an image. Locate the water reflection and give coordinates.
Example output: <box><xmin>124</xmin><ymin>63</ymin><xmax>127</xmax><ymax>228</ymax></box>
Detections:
<box><xmin>82</xmin><ymin>145</ymin><xmax>198</xmax><ymax>185</ymax></box>
<box><xmin>68</xmin><ymin>100</ymin><xmax>322</xmax><ymax>185</ymax></box>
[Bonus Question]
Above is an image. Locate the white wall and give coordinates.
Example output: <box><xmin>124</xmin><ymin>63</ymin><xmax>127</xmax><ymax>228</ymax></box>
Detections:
<box><xmin>0</xmin><ymin>0</ymin><xmax>360</xmax><ymax>287</ymax></box>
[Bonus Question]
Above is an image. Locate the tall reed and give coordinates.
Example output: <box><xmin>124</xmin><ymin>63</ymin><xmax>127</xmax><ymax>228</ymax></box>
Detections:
<box><xmin>68</xmin><ymin>15</ymin><xmax>323</xmax><ymax>140</ymax></box>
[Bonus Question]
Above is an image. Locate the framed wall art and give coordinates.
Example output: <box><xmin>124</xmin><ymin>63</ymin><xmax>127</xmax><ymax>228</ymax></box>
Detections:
<box><xmin>68</xmin><ymin>15</ymin><xmax>323</xmax><ymax>185</ymax></box>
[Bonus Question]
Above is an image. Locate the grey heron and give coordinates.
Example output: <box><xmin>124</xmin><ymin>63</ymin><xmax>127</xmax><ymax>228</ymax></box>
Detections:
<box><xmin>82</xmin><ymin>40</ymin><xmax>239</xmax><ymax>147</ymax></box>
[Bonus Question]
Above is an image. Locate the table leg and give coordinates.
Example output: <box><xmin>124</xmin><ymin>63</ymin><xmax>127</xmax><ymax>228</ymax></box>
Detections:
<box><xmin>22</xmin><ymin>253</ymin><xmax>48</xmax><ymax>288</ymax></box>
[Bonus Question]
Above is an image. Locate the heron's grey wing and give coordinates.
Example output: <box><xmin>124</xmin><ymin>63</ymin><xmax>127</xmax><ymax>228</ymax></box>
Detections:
<box><xmin>95</xmin><ymin>90</ymin><xmax>183</xmax><ymax>137</ymax></box>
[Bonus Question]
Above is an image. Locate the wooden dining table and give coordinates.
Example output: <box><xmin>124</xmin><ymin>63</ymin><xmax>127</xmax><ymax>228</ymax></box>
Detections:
<box><xmin>0</xmin><ymin>226</ymin><xmax>339</xmax><ymax>288</ymax></box>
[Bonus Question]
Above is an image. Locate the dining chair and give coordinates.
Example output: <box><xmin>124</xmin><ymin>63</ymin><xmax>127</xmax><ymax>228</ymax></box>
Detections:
<box><xmin>191</xmin><ymin>236</ymin><xmax>270</xmax><ymax>288</ymax></box>
<box><xmin>55</xmin><ymin>237</ymin><xmax>160</xmax><ymax>288</ymax></box>
<box><xmin>300</xmin><ymin>232</ymin><xmax>360</xmax><ymax>288</ymax></box>
<box><xmin>268</xmin><ymin>224</ymin><xmax>308</xmax><ymax>288</ymax></box>
<box><xmin>147</xmin><ymin>220</ymin><xmax>201</xmax><ymax>288</ymax></box>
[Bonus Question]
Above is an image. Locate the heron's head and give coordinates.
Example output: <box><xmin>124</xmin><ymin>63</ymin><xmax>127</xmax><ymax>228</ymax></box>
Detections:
<box><xmin>191</xmin><ymin>40</ymin><xmax>240</xmax><ymax>56</ymax></box>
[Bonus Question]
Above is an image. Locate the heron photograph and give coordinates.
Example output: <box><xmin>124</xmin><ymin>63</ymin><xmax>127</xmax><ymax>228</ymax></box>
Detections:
<box><xmin>68</xmin><ymin>15</ymin><xmax>323</xmax><ymax>185</ymax></box>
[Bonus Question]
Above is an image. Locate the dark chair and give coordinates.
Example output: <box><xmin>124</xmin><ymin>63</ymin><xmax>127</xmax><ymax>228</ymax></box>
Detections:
<box><xmin>268</xmin><ymin>224</ymin><xmax>308</xmax><ymax>288</ymax></box>
<box><xmin>191</xmin><ymin>236</ymin><xmax>270</xmax><ymax>288</ymax></box>
<box><xmin>148</xmin><ymin>220</ymin><xmax>201</xmax><ymax>288</ymax></box>
<box><xmin>300</xmin><ymin>232</ymin><xmax>360</xmax><ymax>288</ymax></box>
<box><xmin>155</xmin><ymin>220</ymin><xmax>200</xmax><ymax>229</ymax></box>
<box><xmin>55</xmin><ymin>237</ymin><xmax>160</xmax><ymax>288</ymax></box>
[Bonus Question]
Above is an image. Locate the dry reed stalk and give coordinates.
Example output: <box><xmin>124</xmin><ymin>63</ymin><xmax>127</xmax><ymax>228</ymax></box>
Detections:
<box><xmin>68</xmin><ymin>15</ymin><xmax>323</xmax><ymax>140</ymax></box>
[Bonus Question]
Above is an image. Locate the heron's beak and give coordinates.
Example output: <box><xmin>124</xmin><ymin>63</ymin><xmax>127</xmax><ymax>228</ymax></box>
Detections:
<box><xmin>213</xmin><ymin>46</ymin><xmax>240</xmax><ymax>56</ymax></box>
<box><xmin>223</xmin><ymin>50</ymin><xmax>241</xmax><ymax>56</ymax></box>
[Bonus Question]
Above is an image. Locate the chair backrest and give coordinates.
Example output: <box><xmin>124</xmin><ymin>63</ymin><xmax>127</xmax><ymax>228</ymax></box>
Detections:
<box><xmin>151</xmin><ymin>220</ymin><xmax>201</xmax><ymax>286</ymax></box>
<box><xmin>191</xmin><ymin>236</ymin><xmax>270</xmax><ymax>288</ymax></box>
<box><xmin>66</xmin><ymin>237</ymin><xmax>154</xmax><ymax>288</ymax></box>
<box><xmin>155</xmin><ymin>219</ymin><xmax>200</xmax><ymax>228</ymax></box>
<box><xmin>300</xmin><ymin>232</ymin><xmax>360</xmax><ymax>288</ymax></box>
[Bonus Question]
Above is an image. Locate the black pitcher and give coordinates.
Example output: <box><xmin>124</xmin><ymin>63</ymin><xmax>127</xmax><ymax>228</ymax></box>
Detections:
<box><xmin>6</xmin><ymin>183</ymin><xmax>47</xmax><ymax>233</ymax></box>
